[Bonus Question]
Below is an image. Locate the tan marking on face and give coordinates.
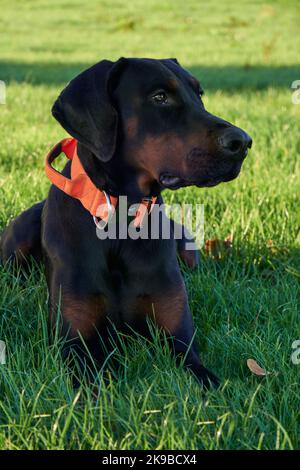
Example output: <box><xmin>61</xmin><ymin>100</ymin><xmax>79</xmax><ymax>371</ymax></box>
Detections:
<box><xmin>166</xmin><ymin>78</ymin><xmax>179</xmax><ymax>91</ymax></box>
<box><xmin>136</xmin><ymin>171</ymin><xmax>155</xmax><ymax>195</ymax></box>
<box><xmin>125</xmin><ymin>129</ymin><xmax>216</xmax><ymax>195</ymax></box>
<box><xmin>130</xmin><ymin>134</ymin><xmax>186</xmax><ymax>175</ymax></box>
<box><xmin>62</xmin><ymin>294</ymin><xmax>107</xmax><ymax>339</ymax></box>
<box><xmin>189</xmin><ymin>76</ymin><xmax>200</xmax><ymax>90</ymax></box>
<box><xmin>125</xmin><ymin>116</ymin><xmax>139</xmax><ymax>139</ymax></box>
<box><xmin>124</xmin><ymin>134</ymin><xmax>183</xmax><ymax>194</ymax></box>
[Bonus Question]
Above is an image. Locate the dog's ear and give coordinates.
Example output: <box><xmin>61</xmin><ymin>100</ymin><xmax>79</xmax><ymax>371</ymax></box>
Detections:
<box><xmin>160</xmin><ymin>58</ymin><xmax>180</xmax><ymax>67</ymax></box>
<box><xmin>52</xmin><ymin>58</ymin><xmax>127</xmax><ymax>162</ymax></box>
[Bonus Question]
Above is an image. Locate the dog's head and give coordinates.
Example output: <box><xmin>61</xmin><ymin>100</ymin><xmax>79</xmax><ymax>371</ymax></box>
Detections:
<box><xmin>52</xmin><ymin>58</ymin><xmax>252</xmax><ymax>197</ymax></box>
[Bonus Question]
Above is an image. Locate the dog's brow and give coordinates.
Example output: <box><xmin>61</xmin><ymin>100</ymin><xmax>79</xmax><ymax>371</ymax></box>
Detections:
<box><xmin>189</xmin><ymin>76</ymin><xmax>201</xmax><ymax>90</ymax></box>
<box><xmin>165</xmin><ymin>78</ymin><xmax>179</xmax><ymax>90</ymax></box>
<box><xmin>146</xmin><ymin>77</ymin><xmax>179</xmax><ymax>93</ymax></box>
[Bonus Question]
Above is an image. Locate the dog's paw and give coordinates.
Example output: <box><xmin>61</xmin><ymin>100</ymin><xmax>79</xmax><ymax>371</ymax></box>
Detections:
<box><xmin>190</xmin><ymin>364</ymin><xmax>220</xmax><ymax>390</ymax></box>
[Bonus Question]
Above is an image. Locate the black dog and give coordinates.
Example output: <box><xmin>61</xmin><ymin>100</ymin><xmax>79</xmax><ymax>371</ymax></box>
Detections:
<box><xmin>0</xmin><ymin>58</ymin><xmax>252</xmax><ymax>388</ymax></box>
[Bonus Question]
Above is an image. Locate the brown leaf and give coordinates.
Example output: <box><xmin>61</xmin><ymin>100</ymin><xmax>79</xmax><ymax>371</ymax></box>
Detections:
<box><xmin>247</xmin><ymin>358</ymin><xmax>268</xmax><ymax>376</ymax></box>
<box><xmin>205</xmin><ymin>235</ymin><xmax>232</xmax><ymax>259</ymax></box>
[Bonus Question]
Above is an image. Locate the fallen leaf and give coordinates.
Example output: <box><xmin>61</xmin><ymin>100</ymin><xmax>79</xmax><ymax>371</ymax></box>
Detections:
<box><xmin>247</xmin><ymin>358</ymin><xmax>268</xmax><ymax>376</ymax></box>
<box><xmin>205</xmin><ymin>235</ymin><xmax>232</xmax><ymax>259</ymax></box>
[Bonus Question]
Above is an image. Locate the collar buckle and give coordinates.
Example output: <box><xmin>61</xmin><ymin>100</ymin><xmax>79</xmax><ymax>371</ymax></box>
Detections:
<box><xmin>93</xmin><ymin>190</ymin><xmax>114</xmax><ymax>230</ymax></box>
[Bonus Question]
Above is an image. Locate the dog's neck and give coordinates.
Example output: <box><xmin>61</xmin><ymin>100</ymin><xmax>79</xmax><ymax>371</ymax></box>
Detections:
<box><xmin>77</xmin><ymin>143</ymin><xmax>162</xmax><ymax>204</ymax></box>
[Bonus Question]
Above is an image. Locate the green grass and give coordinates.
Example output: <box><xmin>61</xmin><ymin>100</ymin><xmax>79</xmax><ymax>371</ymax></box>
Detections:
<box><xmin>0</xmin><ymin>0</ymin><xmax>300</xmax><ymax>450</ymax></box>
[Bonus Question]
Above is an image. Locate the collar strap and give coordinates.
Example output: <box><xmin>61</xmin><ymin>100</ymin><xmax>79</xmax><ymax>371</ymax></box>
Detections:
<box><xmin>45</xmin><ymin>138</ymin><xmax>156</xmax><ymax>227</ymax></box>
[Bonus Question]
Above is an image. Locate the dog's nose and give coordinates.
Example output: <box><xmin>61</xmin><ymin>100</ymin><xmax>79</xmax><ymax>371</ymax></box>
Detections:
<box><xmin>219</xmin><ymin>128</ymin><xmax>252</xmax><ymax>156</ymax></box>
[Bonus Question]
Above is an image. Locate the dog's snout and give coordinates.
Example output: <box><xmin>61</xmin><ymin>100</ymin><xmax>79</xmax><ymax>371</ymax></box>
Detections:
<box><xmin>219</xmin><ymin>128</ymin><xmax>252</xmax><ymax>156</ymax></box>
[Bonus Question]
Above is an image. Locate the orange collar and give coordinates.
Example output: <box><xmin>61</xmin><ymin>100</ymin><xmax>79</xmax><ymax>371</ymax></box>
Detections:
<box><xmin>45</xmin><ymin>138</ymin><xmax>157</xmax><ymax>228</ymax></box>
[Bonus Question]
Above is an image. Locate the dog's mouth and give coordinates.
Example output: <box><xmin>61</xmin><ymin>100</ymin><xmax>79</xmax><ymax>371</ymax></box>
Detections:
<box><xmin>159</xmin><ymin>174</ymin><xmax>184</xmax><ymax>189</ymax></box>
<box><xmin>159</xmin><ymin>163</ymin><xmax>243</xmax><ymax>190</ymax></box>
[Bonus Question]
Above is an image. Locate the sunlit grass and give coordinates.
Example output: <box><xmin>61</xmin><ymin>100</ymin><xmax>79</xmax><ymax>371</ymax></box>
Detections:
<box><xmin>0</xmin><ymin>0</ymin><xmax>299</xmax><ymax>450</ymax></box>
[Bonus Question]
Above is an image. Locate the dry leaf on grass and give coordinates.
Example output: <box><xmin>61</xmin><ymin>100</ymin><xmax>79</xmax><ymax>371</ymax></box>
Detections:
<box><xmin>205</xmin><ymin>235</ymin><xmax>232</xmax><ymax>259</ymax></box>
<box><xmin>246</xmin><ymin>358</ymin><xmax>268</xmax><ymax>376</ymax></box>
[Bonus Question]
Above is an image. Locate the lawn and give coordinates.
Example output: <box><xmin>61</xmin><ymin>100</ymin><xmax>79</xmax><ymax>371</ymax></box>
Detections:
<box><xmin>0</xmin><ymin>0</ymin><xmax>300</xmax><ymax>450</ymax></box>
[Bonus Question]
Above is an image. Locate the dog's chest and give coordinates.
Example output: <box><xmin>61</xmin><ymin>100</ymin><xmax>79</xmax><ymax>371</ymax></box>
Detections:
<box><xmin>92</xmin><ymin>244</ymin><xmax>165</xmax><ymax>327</ymax></box>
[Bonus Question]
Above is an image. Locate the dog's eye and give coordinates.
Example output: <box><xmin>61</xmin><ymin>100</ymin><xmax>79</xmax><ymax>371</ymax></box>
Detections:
<box><xmin>151</xmin><ymin>91</ymin><xmax>168</xmax><ymax>105</ymax></box>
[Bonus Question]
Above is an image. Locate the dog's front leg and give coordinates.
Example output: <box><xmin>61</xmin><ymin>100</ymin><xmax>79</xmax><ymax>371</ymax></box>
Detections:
<box><xmin>170</xmin><ymin>219</ymin><xmax>200</xmax><ymax>269</ymax></box>
<box><xmin>151</xmin><ymin>278</ymin><xmax>219</xmax><ymax>389</ymax></box>
<box><xmin>47</xmin><ymin>273</ymin><xmax>109</xmax><ymax>386</ymax></box>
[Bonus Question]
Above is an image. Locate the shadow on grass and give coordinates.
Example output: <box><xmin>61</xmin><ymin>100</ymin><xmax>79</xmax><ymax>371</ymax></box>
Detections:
<box><xmin>0</xmin><ymin>60</ymin><xmax>299</xmax><ymax>90</ymax></box>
